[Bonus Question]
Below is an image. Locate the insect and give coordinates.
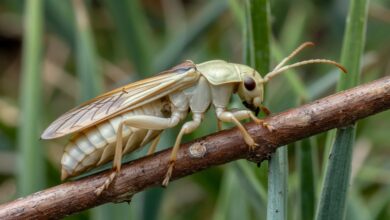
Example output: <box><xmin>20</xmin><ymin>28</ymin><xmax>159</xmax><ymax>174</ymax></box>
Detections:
<box><xmin>41</xmin><ymin>42</ymin><xmax>346</xmax><ymax>195</ymax></box>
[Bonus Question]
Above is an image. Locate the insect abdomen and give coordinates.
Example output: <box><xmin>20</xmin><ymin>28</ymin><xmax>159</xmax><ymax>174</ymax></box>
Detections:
<box><xmin>61</xmin><ymin>101</ymin><xmax>165</xmax><ymax>180</ymax></box>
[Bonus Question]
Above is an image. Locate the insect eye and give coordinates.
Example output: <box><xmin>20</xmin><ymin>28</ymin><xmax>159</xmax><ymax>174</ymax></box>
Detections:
<box><xmin>244</xmin><ymin>77</ymin><xmax>256</xmax><ymax>91</ymax></box>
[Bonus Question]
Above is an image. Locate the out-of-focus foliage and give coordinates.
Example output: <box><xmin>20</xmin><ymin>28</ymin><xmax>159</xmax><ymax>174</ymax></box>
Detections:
<box><xmin>317</xmin><ymin>0</ymin><xmax>369</xmax><ymax>219</ymax></box>
<box><xmin>0</xmin><ymin>0</ymin><xmax>389</xmax><ymax>219</ymax></box>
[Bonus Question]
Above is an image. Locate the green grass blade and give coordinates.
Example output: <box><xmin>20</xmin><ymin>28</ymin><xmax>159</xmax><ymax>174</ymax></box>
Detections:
<box><xmin>267</xmin><ymin>147</ymin><xmax>288</xmax><ymax>220</ymax></box>
<box><xmin>279</xmin><ymin>3</ymin><xmax>309</xmax><ymax>52</ymax></box>
<box><xmin>234</xmin><ymin>160</ymin><xmax>267</xmax><ymax>203</ymax></box>
<box><xmin>44</xmin><ymin>0</ymin><xmax>75</xmax><ymax>48</ymax></box>
<box><xmin>297</xmin><ymin>138</ymin><xmax>317</xmax><ymax>220</ymax></box>
<box><xmin>212</xmin><ymin>167</ymin><xmax>234</xmax><ymax>220</ymax></box>
<box><xmin>91</xmin><ymin>203</ymin><xmax>132</xmax><ymax>220</ymax></box>
<box><xmin>320</xmin><ymin>129</ymin><xmax>335</xmax><ymax>187</ymax></box>
<box><xmin>152</xmin><ymin>0</ymin><xmax>228</xmax><ymax>72</ymax></box>
<box><xmin>243</xmin><ymin>1</ymin><xmax>252</xmax><ymax>65</ymax></box>
<box><xmin>307</xmin><ymin>70</ymin><xmax>339</xmax><ymax>100</ymax></box>
<box><xmin>17</xmin><ymin>0</ymin><xmax>46</xmax><ymax>196</ymax></box>
<box><xmin>337</xmin><ymin>1</ymin><xmax>369</xmax><ymax>91</ymax></box>
<box><xmin>103</xmin><ymin>0</ymin><xmax>153</xmax><ymax>74</ymax></box>
<box><xmin>212</xmin><ymin>166</ymin><xmax>251</xmax><ymax>220</ymax></box>
<box><xmin>316</xmin><ymin>127</ymin><xmax>356</xmax><ymax>220</ymax></box>
<box><xmin>346</xmin><ymin>189</ymin><xmax>371</xmax><ymax>220</ymax></box>
<box><xmin>143</xmin><ymin>188</ymin><xmax>164</xmax><ymax>220</ymax></box>
<box><xmin>73</xmin><ymin>0</ymin><xmax>102</xmax><ymax>101</ymax></box>
<box><xmin>368</xmin><ymin>185</ymin><xmax>390</xmax><ymax>219</ymax></box>
<box><xmin>228</xmin><ymin>0</ymin><xmax>245</xmax><ymax>29</ymax></box>
<box><xmin>249</xmin><ymin>0</ymin><xmax>271</xmax><ymax>72</ymax></box>
<box><xmin>316</xmin><ymin>0</ymin><xmax>369</xmax><ymax>219</ymax></box>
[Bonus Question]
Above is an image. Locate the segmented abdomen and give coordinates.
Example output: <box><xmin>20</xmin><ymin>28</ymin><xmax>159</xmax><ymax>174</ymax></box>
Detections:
<box><xmin>61</xmin><ymin>100</ymin><xmax>166</xmax><ymax>180</ymax></box>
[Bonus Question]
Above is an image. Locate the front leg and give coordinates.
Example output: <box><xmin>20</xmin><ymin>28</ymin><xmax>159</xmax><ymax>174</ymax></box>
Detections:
<box><xmin>230</xmin><ymin>109</ymin><xmax>274</xmax><ymax>131</ymax></box>
<box><xmin>216</xmin><ymin>108</ymin><xmax>274</xmax><ymax>150</ymax></box>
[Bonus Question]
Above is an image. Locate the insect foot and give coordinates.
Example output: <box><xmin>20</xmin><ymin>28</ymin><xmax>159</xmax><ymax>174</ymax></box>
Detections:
<box><xmin>249</xmin><ymin>142</ymin><xmax>259</xmax><ymax>151</ymax></box>
<box><xmin>261</xmin><ymin>122</ymin><xmax>275</xmax><ymax>132</ymax></box>
<box><xmin>162</xmin><ymin>160</ymin><xmax>175</xmax><ymax>187</ymax></box>
<box><xmin>95</xmin><ymin>171</ymin><xmax>117</xmax><ymax>196</ymax></box>
<box><xmin>253</xmin><ymin>119</ymin><xmax>274</xmax><ymax>132</ymax></box>
<box><xmin>244</xmin><ymin>136</ymin><xmax>258</xmax><ymax>151</ymax></box>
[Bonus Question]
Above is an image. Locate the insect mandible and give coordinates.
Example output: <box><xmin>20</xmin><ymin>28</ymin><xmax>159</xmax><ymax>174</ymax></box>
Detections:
<box><xmin>41</xmin><ymin>42</ymin><xmax>346</xmax><ymax>195</ymax></box>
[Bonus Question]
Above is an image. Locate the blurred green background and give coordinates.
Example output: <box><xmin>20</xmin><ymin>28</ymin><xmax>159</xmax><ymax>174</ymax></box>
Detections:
<box><xmin>0</xmin><ymin>0</ymin><xmax>389</xmax><ymax>219</ymax></box>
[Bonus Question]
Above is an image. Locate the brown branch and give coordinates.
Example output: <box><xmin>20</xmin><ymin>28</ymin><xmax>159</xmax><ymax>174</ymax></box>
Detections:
<box><xmin>1</xmin><ymin>76</ymin><xmax>390</xmax><ymax>219</ymax></box>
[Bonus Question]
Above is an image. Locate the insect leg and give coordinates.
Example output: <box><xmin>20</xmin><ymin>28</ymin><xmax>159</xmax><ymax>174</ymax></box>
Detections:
<box><xmin>94</xmin><ymin>113</ymin><xmax>185</xmax><ymax>195</ymax></box>
<box><xmin>216</xmin><ymin>119</ymin><xmax>223</xmax><ymax>131</ymax></box>
<box><xmin>260</xmin><ymin>105</ymin><xmax>272</xmax><ymax>116</ymax></box>
<box><xmin>95</xmin><ymin>121</ymin><xmax>131</xmax><ymax>195</ymax></box>
<box><xmin>232</xmin><ymin>109</ymin><xmax>274</xmax><ymax>131</ymax></box>
<box><xmin>216</xmin><ymin>108</ymin><xmax>260</xmax><ymax>149</ymax></box>
<box><xmin>162</xmin><ymin>113</ymin><xmax>203</xmax><ymax>187</ymax></box>
<box><xmin>147</xmin><ymin>134</ymin><xmax>161</xmax><ymax>155</ymax></box>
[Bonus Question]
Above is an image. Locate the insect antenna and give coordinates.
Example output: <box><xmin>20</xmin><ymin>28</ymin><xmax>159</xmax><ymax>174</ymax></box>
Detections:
<box><xmin>273</xmin><ymin>41</ymin><xmax>315</xmax><ymax>71</ymax></box>
<box><xmin>262</xmin><ymin>42</ymin><xmax>347</xmax><ymax>83</ymax></box>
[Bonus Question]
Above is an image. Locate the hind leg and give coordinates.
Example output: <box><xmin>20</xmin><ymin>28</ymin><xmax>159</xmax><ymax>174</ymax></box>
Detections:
<box><xmin>95</xmin><ymin>123</ymin><xmax>134</xmax><ymax>195</ymax></box>
<box><xmin>94</xmin><ymin>113</ymin><xmax>183</xmax><ymax>195</ymax></box>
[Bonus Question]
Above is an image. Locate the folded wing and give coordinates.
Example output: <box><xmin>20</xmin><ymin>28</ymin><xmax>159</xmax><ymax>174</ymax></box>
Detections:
<box><xmin>41</xmin><ymin>61</ymin><xmax>199</xmax><ymax>139</ymax></box>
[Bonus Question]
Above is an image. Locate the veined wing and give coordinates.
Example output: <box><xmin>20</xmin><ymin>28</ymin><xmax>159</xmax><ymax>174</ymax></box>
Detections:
<box><xmin>41</xmin><ymin>61</ymin><xmax>199</xmax><ymax>139</ymax></box>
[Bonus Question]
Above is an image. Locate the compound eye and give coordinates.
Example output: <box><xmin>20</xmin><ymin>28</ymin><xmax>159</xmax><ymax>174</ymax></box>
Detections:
<box><xmin>244</xmin><ymin>77</ymin><xmax>256</xmax><ymax>91</ymax></box>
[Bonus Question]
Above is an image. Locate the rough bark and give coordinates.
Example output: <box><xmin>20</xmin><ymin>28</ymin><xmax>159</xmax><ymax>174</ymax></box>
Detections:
<box><xmin>1</xmin><ymin>76</ymin><xmax>389</xmax><ymax>219</ymax></box>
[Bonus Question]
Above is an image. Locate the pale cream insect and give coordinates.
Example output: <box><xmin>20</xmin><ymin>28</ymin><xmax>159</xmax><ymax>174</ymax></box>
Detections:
<box><xmin>41</xmin><ymin>42</ymin><xmax>346</xmax><ymax>195</ymax></box>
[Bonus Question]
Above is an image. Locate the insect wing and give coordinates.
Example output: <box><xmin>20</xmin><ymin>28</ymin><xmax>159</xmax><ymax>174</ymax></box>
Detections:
<box><xmin>41</xmin><ymin>63</ymin><xmax>199</xmax><ymax>139</ymax></box>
